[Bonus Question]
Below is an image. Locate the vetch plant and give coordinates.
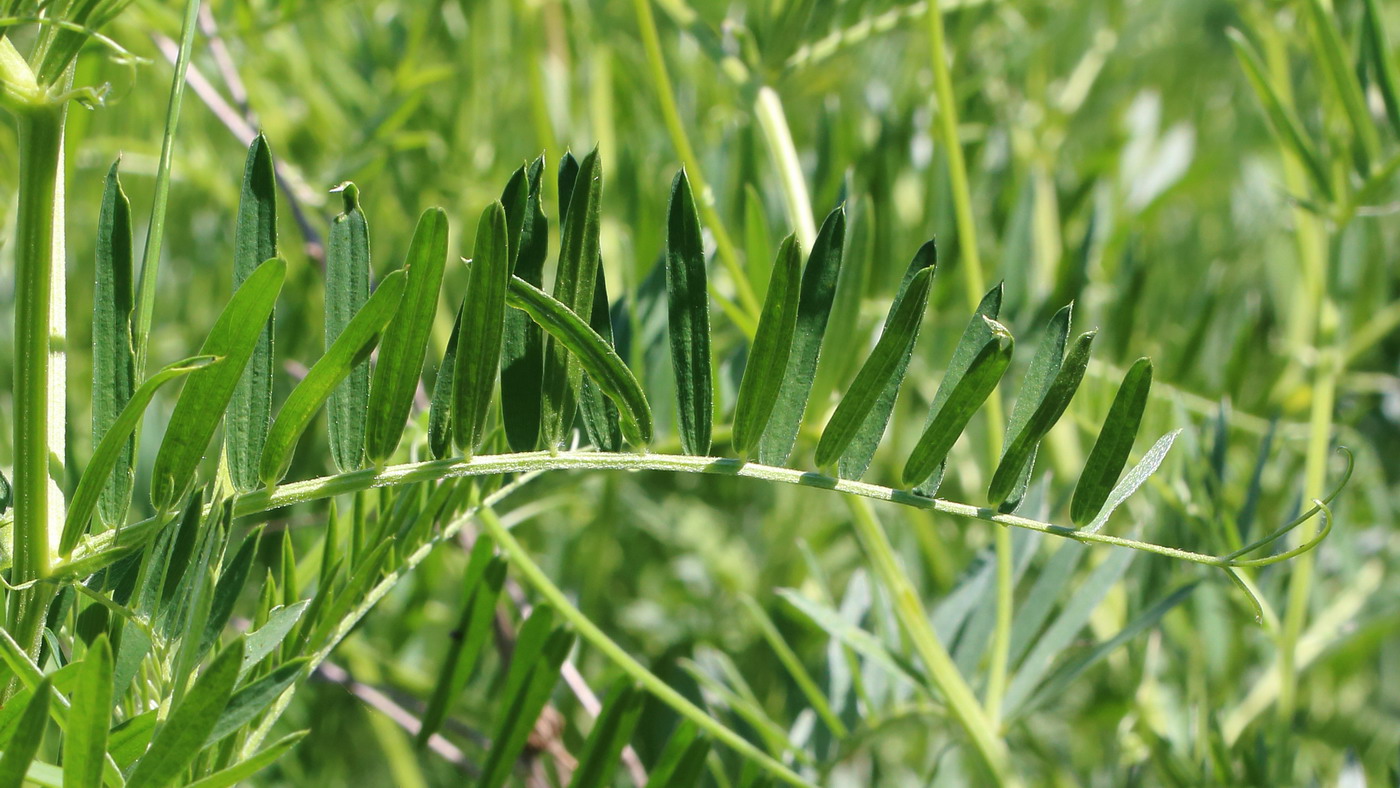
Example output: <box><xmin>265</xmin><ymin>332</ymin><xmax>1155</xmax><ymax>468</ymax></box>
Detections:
<box><xmin>0</xmin><ymin>1</ymin><xmax>1368</xmax><ymax>786</ymax></box>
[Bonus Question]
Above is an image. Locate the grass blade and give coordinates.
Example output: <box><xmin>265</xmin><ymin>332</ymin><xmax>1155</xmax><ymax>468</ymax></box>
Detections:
<box><xmin>732</xmin><ymin>235</ymin><xmax>803</xmax><ymax>457</ymax></box>
<box><xmin>325</xmin><ymin>182</ymin><xmax>373</xmax><ymax>473</ymax></box>
<box><xmin>0</xmin><ymin>676</ymin><xmax>49</xmax><ymax>788</ymax></box>
<box><xmin>816</xmin><ymin>251</ymin><xmax>936</xmax><ymax>471</ymax></box>
<box><xmin>1363</xmin><ymin>0</ymin><xmax>1400</xmax><ymax>136</ymax></box>
<box><xmin>419</xmin><ymin>537</ymin><xmax>506</xmax><ymax>744</ymax></box>
<box><xmin>428</xmin><ymin>302</ymin><xmax>464</xmax><ymax>459</ymax></box>
<box><xmin>666</xmin><ymin>169</ymin><xmax>713</xmax><ymax>455</ymax></box>
<box><xmin>566</xmin><ymin>680</ymin><xmax>645</xmax><ymax>788</ymax></box>
<box><xmin>1071</xmin><ymin>357</ymin><xmax>1154</xmax><ymax>526</ymax></box>
<box><xmin>63</xmin><ymin>356</ymin><xmax>217</xmax><ymax>554</ymax></box>
<box><xmin>227</xmin><ymin>135</ymin><xmax>280</xmax><ymax>492</ymax></box>
<box><xmin>1227</xmin><ymin>29</ymin><xmax>1332</xmax><ymax>200</ymax></box>
<box><xmin>365</xmin><ymin>207</ymin><xmax>450</xmax><ymax>464</ymax></box>
<box><xmin>902</xmin><ymin>318</ymin><xmax>1015</xmax><ymax>487</ymax></box>
<box><xmin>184</xmin><ymin>731</ymin><xmax>307</xmax><ymax>788</ymax></box>
<box><xmin>479</xmin><ymin>612</ymin><xmax>573</xmax><ymax>788</ymax></box>
<box><xmin>126</xmin><ymin>636</ymin><xmax>244</xmax><ymax>788</ymax></box>
<box><xmin>912</xmin><ymin>284</ymin><xmax>1004</xmax><ymax>495</ymax></box>
<box><xmin>758</xmin><ymin>206</ymin><xmax>846</xmax><ymax>466</ymax></box>
<box><xmin>260</xmin><ymin>270</ymin><xmax>408</xmax><ymax>485</ymax></box>
<box><xmin>579</xmin><ymin>265</ymin><xmax>623</xmax><ymax>451</ymax></box>
<box><xmin>452</xmin><ymin>201</ymin><xmax>511</xmax><ymax>455</ymax></box>
<box><xmin>507</xmin><ymin>276</ymin><xmax>653</xmax><ymax>446</ymax></box>
<box><xmin>151</xmin><ymin>258</ymin><xmax>286</xmax><ymax>511</ymax></box>
<box><xmin>644</xmin><ymin>722</ymin><xmax>710</xmax><ymax>788</ymax></box>
<box><xmin>837</xmin><ymin>242</ymin><xmax>936</xmax><ymax>480</ymax></box>
<box><xmin>989</xmin><ymin>329</ymin><xmax>1097</xmax><ymax>505</ymax></box>
<box><xmin>93</xmin><ymin>159</ymin><xmax>136</xmax><ymax>528</ymax></box>
<box><xmin>1081</xmin><ymin>429</ymin><xmax>1182</xmax><ymax>535</ymax></box>
<box><xmin>501</xmin><ymin>156</ymin><xmax>549</xmax><ymax>451</ymax></box>
<box><xmin>1303</xmin><ymin>0</ymin><xmax>1381</xmax><ymax>167</ymax></box>
<box><xmin>66</xmin><ymin>636</ymin><xmax>112</xmax><ymax>788</ymax></box>
<box><xmin>542</xmin><ymin>148</ymin><xmax>604</xmax><ymax>449</ymax></box>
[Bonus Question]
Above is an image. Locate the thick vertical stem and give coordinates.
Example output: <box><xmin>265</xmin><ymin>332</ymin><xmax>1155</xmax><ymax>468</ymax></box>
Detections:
<box><xmin>7</xmin><ymin>101</ymin><xmax>67</xmax><ymax>676</ymax></box>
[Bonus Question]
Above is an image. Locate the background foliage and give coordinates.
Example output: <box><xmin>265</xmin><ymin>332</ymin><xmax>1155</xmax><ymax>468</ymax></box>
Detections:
<box><xmin>1</xmin><ymin>0</ymin><xmax>1397</xmax><ymax>785</ymax></box>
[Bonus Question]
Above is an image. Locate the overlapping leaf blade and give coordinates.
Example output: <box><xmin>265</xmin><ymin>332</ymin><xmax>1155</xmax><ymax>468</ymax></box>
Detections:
<box><xmin>566</xmin><ymin>680</ymin><xmax>645</xmax><ymax>788</ymax></box>
<box><xmin>325</xmin><ymin>182</ymin><xmax>373</xmax><ymax>472</ymax></box>
<box><xmin>507</xmin><ymin>276</ymin><xmax>652</xmax><ymax>446</ymax></box>
<box><xmin>428</xmin><ymin>302</ymin><xmax>464</xmax><ymax>459</ymax></box>
<box><xmin>227</xmin><ymin>135</ymin><xmax>279</xmax><ymax>492</ymax></box>
<box><xmin>151</xmin><ymin>257</ymin><xmax>286</xmax><ymax>511</ymax></box>
<box><xmin>93</xmin><ymin>160</ymin><xmax>137</xmax><ymax>527</ymax></box>
<box><xmin>260</xmin><ymin>269</ymin><xmax>407</xmax><ymax>485</ymax></box>
<box><xmin>758</xmin><ymin>206</ymin><xmax>846</xmax><ymax>466</ymax></box>
<box><xmin>816</xmin><ymin>249</ymin><xmax>935</xmax><ymax>472</ymax></box>
<box><xmin>644</xmin><ymin>722</ymin><xmax>710</xmax><ymax>788</ymax></box>
<box><xmin>987</xmin><ymin>304</ymin><xmax>1072</xmax><ymax>509</ymax></box>
<box><xmin>500</xmin><ymin>156</ymin><xmax>549</xmax><ymax>451</ymax></box>
<box><xmin>579</xmin><ymin>265</ymin><xmax>623</xmax><ymax>451</ymax></box>
<box><xmin>452</xmin><ymin>202</ymin><xmax>511</xmax><ymax>455</ymax></box>
<box><xmin>365</xmin><ymin>207</ymin><xmax>450</xmax><ymax>464</ymax></box>
<box><xmin>541</xmin><ymin>148</ymin><xmax>604</xmax><ymax>449</ymax></box>
<box><xmin>125</xmin><ymin>637</ymin><xmax>244</xmax><ymax>788</ymax></box>
<box><xmin>733</xmin><ymin>235</ymin><xmax>803</xmax><ymax>457</ymax></box>
<box><xmin>478</xmin><ymin>609</ymin><xmax>574</xmax><ymax>788</ymax></box>
<box><xmin>1071</xmin><ymin>358</ymin><xmax>1153</xmax><ymax>526</ymax></box>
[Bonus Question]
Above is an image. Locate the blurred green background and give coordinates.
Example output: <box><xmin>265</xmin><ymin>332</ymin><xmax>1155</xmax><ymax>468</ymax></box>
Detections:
<box><xmin>2</xmin><ymin>0</ymin><xmax>1398</xmax><ymax>784</ymax></box>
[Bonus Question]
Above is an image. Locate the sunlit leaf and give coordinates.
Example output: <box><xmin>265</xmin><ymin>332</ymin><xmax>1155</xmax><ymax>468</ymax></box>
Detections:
<box><xmin>325</xmin><ymin>182</ymin><xmax>373</xmax><ymax>473</ymax></box>
<box><xmin>666</xmin><ymin>169</ymin><xmax>714</xmax><ymax>455</ymax></box>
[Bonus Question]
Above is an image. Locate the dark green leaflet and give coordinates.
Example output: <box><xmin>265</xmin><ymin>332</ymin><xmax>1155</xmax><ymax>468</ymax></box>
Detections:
<box><xmin>452</xmin><ymin>202</ymin><xmax>510</xmax><ymax>455</ymax></box>
<box><xmin>558</xmin><ymin>150</ymin><xmax>580</xmax><ymax>220</ymax></box>
<box><xmin>507</xmin><ymin>276</ymin><xmax>653</xmax><ymax>446</ymax></box>
<box><xmin>995</xmin><ymin>303</ymin><xmax>1072</xmax><ymax>511</ymax></box>
<box><xmin>815</xmin><ymin>261</ymin><xmax>935</xmax><ymax>470</ymax></box>
<box><xmin>199</xmin><ymin>531</ymin><xmax>261</xmax><ymax>660</ymax></box>
<box><xmin>0</xmin><ymin>468</ymin><xmax>9</xmax><ymax>516</ymax></box>
<box><xmin>541</xmin><ymin>148</ymin><xmax>603</xmax><ymax>449</ymax></box>
<box><xmin>566</xmin><ymin>681</ymin><xmax>645</xmax><ymax>788</ymax></box>
<box><xmin>499</xmin><ymin>164</ymin><xmax>529</xmax><ymax>265</ymax></box>
<box><xmin>428</xmin><ymin>301</ymin><xmax>464</xmax><ymax>459</ymax></box>
<box><xmin>579</xmin><ymin>264</ymin><xmax>623</xmax><ymax>451</ymax></box>
<box><xmin>125</xmin><ymin>636</ymin><xmax>244</xmax><ymax>788</ymax></box>
<box><xmin>93</xmin><ymin>160</ymin><xmax>136</xmax><ymax>527</ymax></box>
<box><xmin>151</xmin><ymin>258</ymin><xmax>286</xmax><ymax>511</ymax></box>
<box><xmin>260</xmin><ymin>270</ymin><xmax>408</xmax><ymax>485</ymax></box>
<box><xmin>1070</xmin><ymin>357</ymin><xmax>1154</xmax><ymax>526</ymax></box>
<box><xmin>205</xmin><ymin>658</ymin><xmax>308</xmax><ymax>745</ymax></box>
<box><xmin>757</xmin><ymin>206</ymin><xmax>846</xmax><ymax>466</ymax></box>
<box><xmin>479</xmin><ymin>624</ymin><xmax>575</xmax><ymax>788</ymax></box>
<box><xmin>364</xmin><ymin>207</ymin><xmax>449</xmax><ymax>464</ymax></box>
<box><xmin>902</xmin><ymin>319</ymin><xmax>1015</xmax><ymax>487</ymax></box>
<box><xmin>227</xmin><ymin>134</ymin><xmax>279</xmax><ymax>492</ymax></box>
<box><xmin>666</xmin><ymin>169</ymin><xmax>713</xmax><ymax>455</ymax></box>
<box><xmin>501</xmin><ymin>156</ymin><xmax>549</xmax><ymax>452</ymax></box>
<box><xmin>65</xmin><ymin>636</ymin><xmax>113</xmax><ymax>788</ymax></box>
<box><xmin>644</xmin><ymin>722</ymin><xmax>710</xmax><ymax>788</ymax></box>
<box><xmin>325</xmin><ymin>182</ymin><xmax>372</xmax><ymax>473</ymax></box>
<box><xmin>911</xmin><ymin>283</ymin><xmax>1004</xmax><ymax>495</ymax></box>
<box><xmin>62</xmin><ymin>356</ymin><xmax>217</xmax><ymax>554</ymax></box>
<box><xmin>834</xmin><ymin>242</ymin><xmax>937</xmax><ymax>479</ymax></box>
<box><xmin>988</xmin><ymin>330</ymin><xmax>1098</xmax><ymax>506</ymax></box>
<box><xmin>732</xmin><ymin>235</ymin><xmax>803</xmax><ymax>457</ymax></box>
<box><xmin>184</xmin><ymin>731</ymin><xmax>307</xmax><ymax>788</ymax></box>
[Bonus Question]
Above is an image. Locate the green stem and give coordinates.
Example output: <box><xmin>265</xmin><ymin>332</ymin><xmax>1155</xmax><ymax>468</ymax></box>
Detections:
<box><xmin>5</xmin><ymin>92</ymin><xmax>66</xmax><ymax>693</ymax></box>
<box><xmin>631</xmin><ymin>0</ymin><xmax>761</xmax><ymax>330</ymax></box>
<box><xmin>478</xmin><ymin>507</ymin><xmax>816</xmax><ymax>788</ymax></box>
<box><xmin>845</xmin><ymin>497</ymin><xmax>1013</xmax><ymax>784</ymax></box>
<box><xmin>926</xmin><ymin>0</ymin><xmax>1013</xmax><ymax>723</ymax></box>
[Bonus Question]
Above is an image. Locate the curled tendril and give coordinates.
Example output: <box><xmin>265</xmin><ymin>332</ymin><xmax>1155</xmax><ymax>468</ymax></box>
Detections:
<box><xmin>0</xmin><ymin>17</ymin><xmax>148</xmax><ymax>65</ymax></box>
<box><xmin>1217</xmin><ymin>446</ymin><xmax>1352</xmax><ymax>567</ymax></box>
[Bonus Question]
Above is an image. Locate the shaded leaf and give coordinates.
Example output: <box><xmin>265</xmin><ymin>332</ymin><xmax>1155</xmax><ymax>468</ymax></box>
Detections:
<box><xmin>227</xmin><ymin>134</ymin><xmax>279</xmax><ymax>492</ymax></box>
<box><xmin>666</xmin><ymin>169</ymin><xmax>713</xmax><ymax>455</ymax></box>
<box><xmin>0</xmin><ymin>676</ymin><xmax>49</xmax><ymax>788</ymax></box>
<box><xmin>1227</xmin><ymin>29</ymin><xmax>1332</xmax><ymax>199</ymax></box>
<box><xmin>93</xmin><ymin>160</ymin><xmax>137</xmax><ymax>528</ymax></box>
<box><xmin>419</xmin><ymin>538</ymin><xmax>506</xmax><ymax>744</ymax></box>
<box><xmin>478</xmin><ymin>617</ymin><xmax>574</xmax><ymax>788</ymax></box>
<box><xmin>184</xmin><ymin>731</ymin><xmax>307</xmax><ymax>788</ymax></box>
<box><xmin>1363</xmin><ymin>0</ymin><xmax>1400</xmax><ymax>136</ymax></box>
<box><xmin>365</xmin><ymin>207</ymin><xmax>450</xmax><ymax>464</ymax></box>
<box><xmin>325</xmin><ymin>182</ymin><xmax>373</xmax><ymax>472</ymax></box>
<box><xmin>579</xmin><ymin>264</ymin><xmax>623</xmax><ymax>451</ymax></box>
<box><xmin>500</xmin><ymin>156</ymin><xmax>549</xmax><ymax>451</ymax></box>
<box><xmin>126</xmin><ymin>637</ymin><xmax>244</xmax><ymax>788</ymax></box>
<box><xmin>644</xmin><ymin>722</ymin><xmax>709</xmax><ymax>788</ymax></box>
<box><xmin>205</xmin><ymin>658</ymin><xmax>308</xmax><ymax>745</ymax></box>
<box><xmin>428</xmin><ymin>301</ymin><xmax>464</xmax><ymax>459</ymax></box>
<box><xmin>567</xmin><ymin>680</ymin><xmax>645</xmax><ymax>788</ymax></box>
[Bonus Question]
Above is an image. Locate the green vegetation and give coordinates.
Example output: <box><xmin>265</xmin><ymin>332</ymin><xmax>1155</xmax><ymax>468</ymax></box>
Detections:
<box><xmin>0</xmin><ymin>0</ymin><xmax>1395</xmax><ymax>785</ymax></box>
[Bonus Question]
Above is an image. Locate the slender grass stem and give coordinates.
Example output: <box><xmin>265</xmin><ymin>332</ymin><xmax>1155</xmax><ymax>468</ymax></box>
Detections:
<box><xmin>845</xmin><ymin>496</ymin><xmax>1013</xmax><ymax>784</ymax></box>
<box><xmin>926</xmin><ymin>0</ymin><xmax>1013</xmax><ymax>724</ymax></box>
<box><xmin>477</xmin><ymin>506</ymin><xmax>817</xmax><ymax>788</ymax></box>
<box><xmin>631</xmin><ymin>0</ymin><xmax>761</xmax><ymax>330</ymax></box>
